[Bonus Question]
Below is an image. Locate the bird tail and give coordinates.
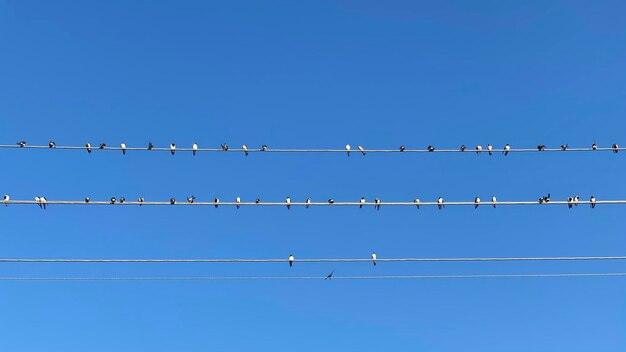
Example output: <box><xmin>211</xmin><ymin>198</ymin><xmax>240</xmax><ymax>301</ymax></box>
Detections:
<box><xmin>193</xmin><ymin>151</ymin><xmax>196</xmax><ymax>156</ymax></box>
<box><xmin>245</xmin><ymin>151</ymin><xmax>248</xmax><ymax>156</ymax></box>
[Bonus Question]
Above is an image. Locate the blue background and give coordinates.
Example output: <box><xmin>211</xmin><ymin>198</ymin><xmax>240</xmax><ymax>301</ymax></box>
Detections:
<box><xmin>1</xmin><ymin>1</ymin><xmax>625</xmax><ymax>350</ymax></box>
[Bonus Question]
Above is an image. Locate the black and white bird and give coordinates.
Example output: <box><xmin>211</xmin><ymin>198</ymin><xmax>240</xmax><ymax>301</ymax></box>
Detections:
<box><xmin>491</xmin><ymin>196</ymin><xmax>497</xmax><ymax>208</ymax></box>
<box><xmin>503</xmin><ymin>144</ymin><xmax>510</xmax><ymax>156</ymax></box>
<box><xmin>358</xmin><ymin>145</ymin><xmax>366</xmax><ymax>155</ymax></box>
<box><xmin>261</xmin><ymin>144</ymin><xmax>268</xmax><ymax>151</ymax></box>
<box><xmin>474</xmin><ymin>197</ymin><xmax>481</xmax><ymax>209</ymax></box>
<box><xmin>110</xmin><ymin>197</ymin><xmax>116</xmax><ymax>204</ymax></box>
<box><xmin>147</xmin><ymin>142</ymin><xmax>154</xmax><ymax>150</ymax></box>
<box><xmin>35</xmin><ymin>196</ymin><xmax>42</xmax><ymax>209</ymax></box>
<box><xmin>242</xmin><ymin>144</ymin><xmax>249</xmax><ymax>156</ymax></box>
<box><xmin>537</xmin><ymin>144</ymin><xmax>546</xmax><ymax>151</ymax></box>
<box><xmin>288</xmin><ymin>254</ymin><xmax>294</xmax><ymax>267</ymax></box>
<box><xmin>359</xmin><ymin>197</ymin><xmax>365</xmax><ymax>208</ymax></box>
<box><xmin>3</xmin><ymin>194</ymin><xmax>9</xmax><ymax>206</ymax></box>
<box><xmin>487</xmin><ymin>144</ymin><xmax>493</xmax><ymax>156</ymax></box>
<box><xmin>561</xmin><ymin>144</ymin><xmax>568</xmax><ymax>151</ymax></box>
<box><xmin>305</xmin><ymin>197</ymin><xmax>311</xmax><ymax>208</ymax></box>
<box><xmin>192</xmin><ymin>143</ymin><xmax>198</xmax><ymax>156</ymax></box>
<box><xmin>345</xmin><ymin>144</ymin><xmax>351</xmax><ymax>156</ymax></box>
<box><xmin>221</xmin><ymin>143</ymin><xmax>228</xmax><ymax>151</ymax></box>
<box><xmin>374</xmin><ymin>198</ymin><xmax>381</xmax><ymax>210</ymax></box>
<box><xmin>590</xmin><ymin>196</ymin><xmax>596</xmax><ymax>209</ymax></box>
<box><xmin>138</xmin><ymin>197</ymin><xmax>144</xmax><ymax>205</ymax></box>
<box><xmin>539</xmin><ymin>193</ymin><xmax>551</xmax><ymax>204</ymax></box>
<box><xmin>328</xmin><ymin>198</ymin><xmax>335</xmax><ymax>204</ymax></box>
<box><xmin>437</xmin><ymin>197</ymin><xmax>444</xmax><ymax>210</ymax></box>
<box><xmin>84</xmin><ymin>197</ymin><xmax>90</xmax><ymax>203</ymax></box>
<box><xmin>573</xmin><ymin>195</ymin><xmax>580</xmax><ymax>207</ymax></box>
<box><xmin>119</xmin><ymin>197</ymin><xmax>125</xmax><ymax>204</ymax></box>
<box><xmin>99</xmin><ymin>143</ymin><xmax>106</xmax><ymax>149</ymax></box>
<box><xmin>592</xmin><ymin>143</ymin><xmax>598</xmax><ymax>150</ymax></box>
<box><xmin>413</xmin><ymin>198</ymin><xmax>420</xmax><ymax>209</ymax></box>
<box><xmin>286</xmin><ymin>197</ymin><xmax>291</xmax><ymax>209</ymax></box>
<box><xmin>40</xmin><ymin>196</ymin><xmax>47</xmax><ymax>209</ymax></box>
<box><xmin>170</xmin><ymin>143</ymin><xmax>176</xmax><ymax>155</ymax></box>
<box><xmin>475</xmin><ymin>145</ymin><xmax>482</xmax><ymax>155</ymax></box>
<box><xmin>17</xmin><ymin>141</ymin><xmax>26</xmax><ymax>147</ymax></box>
<box><xmin>372</xmin><ymin>252</ymin><xmax>377</xmax><ymax>266</ymax></box>
<box><xmin>567</xmin><ymin>197</ymin><xmax>573</xmax><ymax>209</ymax></box>
<box><xmin>255</xmin><ymin>198</ymin><xmax>261</xmax><ymax>204</ymax></box>
<box><xmin>427</xmin><ymin>145</ymin><xmax>435</xmax><ymax>152</ymax></box>
<box><xmin>236</xmin><ymin>197</ymin><xmax>241</xmax><ymax>209</ymax></box>
<box><xmin>85</xmin><ymin>143</ymin><xmax>92</xmax><ymax>153</ymax></box>
<box><xmin>49</xmin><ymin>141</ymin><xmax>56</xmax><ymax>148</ymax></box>
<box><xmin>121</xmin><ymin>143</ymin><xmax>126</xmax><ymax>155</ymax></box>
<box><xmin>612</xmin><ymin>143</ymin><xmax>619</xmax><ymax>154</ymax></box>
<box><xmin>170</xmin><ymin>198</ymin><xmax>176</xmax><ymax>205</ymax></box>
<box><xmin>187</xmin><ymin>195</ymin><xmax>195</xmax><ymax>203</ymax></box>
<box><xmin>460</xmin><ymin>145</ymin><xmax>467</xmax><ymax>152</ymax></box>
<box><xmin>214</xmin><ymin>197</ymin><xmax>220</xmax><ymax>208</ymax></box>
<box><xmin>399</xmin><ymin>145</ymin><xmax>406</xmax><ymax>152</ymax></box>
<box><xmin>325</xmin><ymin>271</ymin><xmax>334</xmax><ymax>280</ymax></box>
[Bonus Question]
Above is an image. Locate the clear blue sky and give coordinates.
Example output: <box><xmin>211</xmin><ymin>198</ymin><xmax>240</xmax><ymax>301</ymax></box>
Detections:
<box><xmin>1</xmin><ymin>0</ymin><xmax>626</xmax><ymax>350</ymax></box>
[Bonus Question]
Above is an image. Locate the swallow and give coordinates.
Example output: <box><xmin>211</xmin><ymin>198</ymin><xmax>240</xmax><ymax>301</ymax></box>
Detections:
<box><xmin>491</xmin><ymin>196</ymin><xmax>497</xmax><ymax>208</ymax></box>
<box><xmin>560</xmin><ymin>144</ymin><xmax>568</xmax><ymax>151</ymax></box>
<box><xmin>221</xmin><ymin>143</ymin><xmax>228</xmax><ymax>151</ymax></box>
<box><xmin>40</xmin><ymin>196</ymin><xmax>47</xmax><ymax>209</ymax></box>
<box><xmin>460</xmin><ymin>145</ymin><xmax>467</xmax><ymax>152</ymax></box>
<box><xmin>138</xmin><ymin>197</ymin><xmax>144</xmax><ymax>206</ymax></box>
<box><xmin>288</xmin><ymin>254</ymin><xmax>294</xmax><ymax>267</ymax></box>
<box><xmin>374</xmin><ymin>198</ymin><xmax>381</xmax><ymax>210</ymax></box>
<box><xmin>261</xmin><ymin>144</ymin><xmax>268</xmax><ymax>151</ymax></box>
<box><xmin>35</xmin><ymin>196</ymin><xmax>42</xmax><ymax>209</ymax></box>
<box><xmin>170</xmin><ymin>143</ymin><xmax>176</xmax><ymax>155</ymax></box>
<box><xmin>537</xmin><ymin>144</ymin><xmax>545</xmax><ymax>151</ymax></box>
<box><xmin>325</xmin><ymin>271</ymin><xmax>334</xmax><ymax>280</ymax></box>
<box><xmin>242</xmin><ymin>144</ymin><xmax>249</xmax><ymax>156</ymax></box>
<box><xmin>85</xmin><ymin>143</ymin><xmax>92</xmax><ymax>153</ymax></box>
<box><xmin>590</xmin><ymin>196</ymin><xmax>596</xmax><ymax>209</ymax></box>
<box><xmin>17</xmin><ymin>141</ymin><xmax>26</xmax><ymax>147</ymax></box>
<box><xmin>214</xmin><ymin>197</ymin><xmax>220</xmax><ymax>208</ymax></box>
<box><xmin>192</xmin><ymin>143</ymin><xmax>198</xmax><ymax>156</ymax></box>
<box><xmin>49</xmin><ymin>141</ymin><xmax>56</xmax><ymax>148</ymax></box>
<box><xmin>567</xmin><ymin>197</ymin><xmax>573</xmax><ymax>209</ymax></box>
<box><xmin>84</xmin><ymin>197</ymin><xmax>90</xmax><ymax>203</ymax></box>
<box><xmin>474</xmin><ymin>197</ymin><xmax>481</xmax><ymax>209</ymax></box>
<box><xmin>236</xmin><ymin>197</ymin><xmax>241</xmax><ymax>209</ymax></box>
<box><xmin>476</xmin><ymin>145</ymin><xmax>482</xmax><ymax>155</ymax></box>
<box><xmin>119</xmin><ymin>197</ymin><xmax>125</xmax><ymax>204</ymax></box>
<box><xmin>487</xmin><ymin>144</ymin><xmax>492</xmax><ymax>156</ymax></box>
<box><xmin>286</xmin><ymin>197</ymin><xmax>291</xmax><ymax>209</ymax></box>
<box><xmin>170</xmin><ymin>198</ymin><xmax>176</xmax><ymax>205</ymax></box>
<box><xmin>328</xmin><ymin>198</ymin><xmax>335</xmax><ymax>204</ymax></box>
<box><xmin>399</xmin><ymin>145</ymin><xmax>405</xmax><ymax>152</ymax></box>
<box><xmin>358</xmin><ymin>145</ymin><xmax>365</xmax><ymax>155</ymax></box>
<box><xmin>99</xmin><ymin>143</ymin><xmax>106</xmax><ymax>149</ymax></box>
<box><xmin>305</xmin><ymin>197</ymin><xmax>311</xmax><ymax>208</ymax></box>
<box><xmin>147</xmin><ymin>142</ymin><xmax>154</xmax><ymax>150</ymax></box>
<box><xmin>187</xmin><ymin>195</ymin><xmax>195</xmax><ymax>203</ymax></box>
<box><xmin>372</xmin><ymin>252</ymin><xmax>377</xmax><ymax>266</ymax></box>
<box><xmin>255</xmin><ymin>198</ymin><xmax>261</xmax><ymax>204</ymax></box>
<box><xmin>345</xmin><ymin>144</ymin><xmax>351</xmax><ymax>156</ymax></box>
<box><xmin>360</xmin><ymin>197</ymin><xmax>365</xmax><ymax>208</ymax></box>
<box><xmin>413</xmin><ymin>198</ymin><xmax>420</xmax><ymax>209</ymax></box>
<box><xmin>3</xmin><ymin>194</ymin><xmax>9</xmax><ymax>206</ymax></box>
<box><xmin>427</xmin><ymin>145</ymin><xmax>435</xmax><ymax>152</ymax></box>
<box><xmin>592</xmin><ymin>143</ymin><xmax>598</xmax><ymax>150</ymax></box>
<box><xmin>121</xmin><ymin>143</ymin><xmax>126</xmax><ymax>155</ymax></box>
<box><xmin>110</xmin><ymin>197</ymin><xmax>116</xmax><ymax>204</ymax></box>
<box><xmin>574</xmin><ymin>195</ymin><xmax>579</xmax><ymax>207</ymax></box>
<box><xmin>613</xmin><ymin>143</ymin><xmax>619</xmax><ymax>154</ymax></box>
<box><xmin>437</xmin><ymin>197</ymin><xmax>444</xmax><ymax>210</ymax></box>
<box><xmin>504</xmin><ymin>144</ymin><xmax>510</xmax><ymax>156</ymax></box>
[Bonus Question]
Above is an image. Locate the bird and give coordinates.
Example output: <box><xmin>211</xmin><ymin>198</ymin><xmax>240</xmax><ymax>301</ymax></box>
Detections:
<box><xmin>255</xmin><ymin>198</ymin><xmax>261</xmax><ymax>204</ymax></box>
<box><xmin>286</xmin><ymin>196</ymin><xmax>291</xmax><ymax>209</ymax></box>
<box><xmin>427</xmin><ymin>145</ymin><xmax>435</xmax><ymax>152</ymax></box>
<box><xmin>17</xmin><ymin>141</ymin><xmax>26</xmax><ymax>147</ymax></box>
<box><xmin>40</xmin><ymin>196</ymin><xmax>47</xmax><ymax>210</ymax></box>
<box><xmin>288</xmin><ymin>254</ymin><xmax>294</xmax><ymax>267</ymax></box>
<box><xmin>119</xmin><ymin>197</ymin><xmax>125</xmax><ymax>204</ymax></box>
<box><xmin>110</xmin><ymin>197</ymin><xmax>116</xmax><ymax>204</ymax></box>
<box><xmin>592</xmin><ymin>143</ymin><xmax>598</xmax><ymax>150</ymax></box>
<box><xmin>328</xmin><ymin>198</ymin><xmax>335</xmax><ymax>204</ymax></box>
<box><xmin>567</xmin><ymin>197</ymin><xmax>573</xmax><ymax>209</ymax></box>
<box><xmin>192</xmin><ymin>143</ymin><xmax>198</xmax><ymax>156</ymax></box>
<box><xmin>48</xmin><ymin>141</ymin><xmax>56</xmax><ymax>148</ymax></box>
<box><xmin>539</xmin><ymin>193</ymin><xmax>551</xmax><ymax>204</ymax></box>
<box><xmin>358</xmin><ymin>145</ymin><xmax>365</xmax><ymax>155</ymax></box>
<box><xmin>372</xmin><ymin>252</ymin><xmax>377</xmax><ymax>266</ymax></box>
<box><xmin>560</xmin><ymin>144</ymin><xmax>568</xmax><ymax>151</ymax></box>
<box><xmin>360</xmin><ymin>197</ymin><xmax>365</xmax><ymax>208</ymax></box>
<box><xmin>214</xmin><ymin>197</ymin><xmax>220</xmax><ymax>208</ymax></box>
<box><xmin>221</xmin><ymin>143</ymin><xmax>228</xmax><ymax>151</ymax></box>
<box><xmin>147</xmin><ymin>142</ymin><xmax>154</xmax><ymax>150</ymax></box>
<box><xmin>537</xmin><ymin>144</ymin><xmax>546</xmax><ymax>151</ymax></box>
<box><xmin>187</xmin><ymin>195</ymin><xmax>195</xmax><ymax>203</ymax></box>
<box><xmin>399</xmin><ymin>145</ymin><xmax>406</xmax><ymax>152</ymax></box>
<box><xmin>84</xmin><ymin>197</ymin><xmax>90</xmax><ymax>203</ymax></box>
<box><xmin>138</xmin><ymin>197</ymin><xmax>144</xmax><ymax>205</ymax></box>
<box><xmin>170</xmin><ymin>198</ymin><xmax>176</xmax><ymax>205</ymax></box>
<box><xmin>3</xmin><ymin>194</ymin><xmax>9</xmax><ymax>206</ymax></box>
<box><xmin>99</xmin><ymin>143</ymin><xmax>106</xmax><ymax>149</ymax></box>
<box><xmin>487</xmin><ymin>144</ymin><xmax>493</xmax><ymax>156</ymax></box>
<box><xmin>474</xmin><ymin>197</ymin><xmax>481</xmax><ymax>209</ymax></box>
<box><xmin>475</xmin><ymin>145</ymin><xmax>482</xmax><ymax>155</ymax></box>
<box><xmin>413</xmin><ymin>198</ymin><xmax>420</xmax><ymax>209</ymax></box>
<box><xmin>85</xmin><ymin>143</ymin><xmax>92</xmax><ymax>153</ymax></box>
<box><xmin>236</xmin><ymin>197</ymin><xmax>241</xmax><ymax>209</ymax></box>
<box><xmin>325</xmin><ymin>271</ymin><xmax>334</xmax><ymax>280</ymax></box>
<box><xmin>437</xmin><ymin>197</ymin><xmax>444</xmax><ymax>210</ymax></box>
<box><xmin>345</xmin><ymin>144</ymin><xmax>351</xmax><ymax>156</ymax></box>
<box><xmin>613</xmin><ymin>143</ymin><xmax>619</xmax><ymax>154</ymax></box>
<box><xmin>170</xmin><ymin>143</ymin><xmax>176</xmax><ymax>155</ymax></box>
<box><xmin>261</xmin><ymin>144</ymin><xmax>268</xmax><ymax>151</ymax></box>
<box><xmin>573</xmin><ymin>195</ymin><xmax>579</xmax><ymax>207</ymax></box>
<box><xmin>242</xmin><ymin>144</ymin><xmax>249</xmax><ymax>156</ymax></box>
<box><xmin>503</xmin><ymin>144</ymin><xmax>510</xmax><ymax>156</ymax></box>
<box><xmin>374</xmin><ymin>198</ymin><xmax>381</xmax><ymax>210</ymax></box>
<box><xmin>460</xmin><ymin>145</ymin><xmax>467</xmax><ymax>152</ymax></box>
<box><xmin>305</xmin><ymin>197</ymin><xmax>311</xmax><ymax>208</ymax></box>
<box><xmin>35</xmin><ymin>196</ymin><xmax>42</xmax><ymax>209</ymax></box>
<box><xmin>120</xmin><ymin>143</ymin><xmax>126</xmax><ymax>155</ymax></box>
<box><xmin>590</xmin><ymin>196</ymin><xmax>596</xmax><ymax>209</ymax></box>
<box><xmin>490</xmin><ymin>196</ymin><xmax>497</xmax><ymax>208</ymax></box>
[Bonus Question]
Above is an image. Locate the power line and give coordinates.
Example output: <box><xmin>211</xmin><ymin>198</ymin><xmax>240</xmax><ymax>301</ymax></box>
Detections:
<box><xmin>1</xmin><ymin>272</ymin><xmax>625</xmax><ymax>281</ymax></box>
<box><xmin>2</xmin><ymin>255</ymin><xmax>626</xmax><ymax>263</ymax></box>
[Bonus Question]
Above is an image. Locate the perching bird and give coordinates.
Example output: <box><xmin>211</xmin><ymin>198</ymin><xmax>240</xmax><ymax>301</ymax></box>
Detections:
<box><xmin>475</xmin><ymin>145</ymin><xmax>482</xmax><ymax>155</ymax></box>
<box><xmin>360</xmin><ymin>197</ymin><xmax>365</xmax><ymax>208</ymax></box>
<box><xmin>288</xmin><ymin>254</ymin><xmax>294</xmax><ymax>267</ymax></box>
<box><xmin>84</xmin><ymin>197</ymin><xmax>90</xmax><ymax>203</ymax></box>
<box><xmin>427</xmin><ymin>145</ymin><xmax>435</xmax><ymax>152</ymax></box>
<box><xmin>120</xmin><ymin>143</ymin><xmax>126</xmax><ymax>155</ymax></box>
<box><xmin>504</xmin><ymin>144</ymin><xmax>510</xmax><ymax>156</ymax></box>
<box><xmin>170</xmin><ymin>143</ymin><xmax>176</xmax><ymax>155</ymax></box>
<box><xmin>170</xmin><ymin>198</ymin><xmax>176</xmax><ymax>205</ymax></box>
<box><xmin>255</xmin><ymin>198</ymin><xmax>261</xmax><ymax>204</ymax></box>
<box><xmin>147</xmin><ymin>142</ymin><xmax>154</xmax><ymax>150</ymax></box>
<box><xmin>437</xmin><ymin>197</ymin><xmax>444</xmax><ymax>210</ymax></box>
<box><xmin>85</xmin><ymin>143</ymin><xmax>92</xmax><ymax>153</ymax></box>
<box><xmin>328</xmin><ymin>198</ymin><xmax>335</xmax><ymax>204</ymax></box>
<box><xmin>110</xmin><ymin>197</ymin><xmax>116</xmax><ymax>204</ymax></box>
<box><xmin>372</xmin><ymin>252</ymin><xmax>377</xmax><ymax>266</ymax></box>
<box><xmin>567</xmin><ymin>197</ymin><xmax>573</xmax><ymax>209</ymax></box>
<box><xmin>305</xmin><ymin>197</ymin><xmax>311</xmax><ymax>208</ymax></box>
<box><xmin>221</xmin><ymin>143</ymin><xmax>228</xmax><ymax>151</ymax></box>
<box><xmin>49</xmin><ymin>141</ymin><xmax>56</xmax><ymax>148</ymax></box>
<box><xmin>99</xmin><ymin>143</ymin><xmax>106</xmax><ymax>149</ymax></box>
<box><xmin>187</xmin><ymin>195</ymin><xmax>195</xmax><ymax>203</ymax></box>
<box><xmin>35</xmin><ymin>196</ymin><xmax>42</xmax><ymax>209</ymax></box>
<box><xmin>474</xmin><ymin>197</ymin><xmax>481</xmax><ymax>209</ymax></box>
<box><xmin>236</xmin><ymin>197</ymin><xmax>241</xmax><ymax>209</ymax></box>
<box><xmin>345</xmin><ymin>144</ymin><xmax>351</xmax><ymax>156</ymax></box>
<box><xmin>138</xmin><ymin>197</ymin><xmax>144</xmax><ymax>205</ymax></box>
<box><xmin>214</xmin><ymin>197</ymin><xmax>220</xmax><ymax>208</ymax></box>
<box><xmin>358</xmin><ymin>145</ymin><xmax>365</xmax><ymax>155</ymax></box>
<box><xmin>374</xmin><ymin>198</ymin><xmax>381</xmax><ymax>210</ymax></box>
<box><xmin>286</xmin><ymin>197</ymin><xmax>291</xmax><ymax>209</ymax></box>
<box><xmin>17</xmin><ymin>141</ymin><xmax>26</xmax><ymax>147</ymax></box>
<box><xmin>592</xmin><ymin>143</ymin><xmax>598</xmax><ymax>150</ymax></box>
<box><xmin>399</xmin><ymin>145</ymin><xmax>406</xmax><ymax>152</ymax></box>
<box><xmin>537</xmin><ymin>144</ymin><xmax>546</xmax><ymax>151</ymax></box>
<box><xmin>40</xmin><ymin>196</ymin><xmax>47</xmax><ymax>210</ymax></box>
<box><xmin>573</xmin><ymin>195</ymin><xmax>579</xmax><ymax>207</ymax></box>
<box><xmin>119</xmin><ymin>197</ymin><xmax>125</xmax><ymax>204</ymax></box>
<box><xmin>413</xmin><ymin>198</ymin><xmax>420</xmax><ymax>209</ymax></box>
<box><xmin>192</xmin><ymin>143</ymin><xmax>198</xmax><ymax>156</ymax></box>
<box><xmin>560</xmin><ymin>144</ymin><xmax>568</xmax><ymax>151</ymax></box>
<box><xmin>325</xmin><ymin>271</ymin><xmax>334</xmax><ymax>280</ymax></box>
<box><xmin>539</xmin><ymin>193</ymin><xmax>551</xmax><ymax>204</ymax></box>
<box><xmin>3</xmin><ymin>194</ymin><xmax>9</xmax><ymax>206</ymax></box>
<box><xmin>612</xmin><ymin>143</ymin><xmax>619</xmax><ymax>154</ymax></box>
<box><xmin>487</xmin><ymin>144</ymin><xmax>492</xmax><ymax>156</ymax></box>
<box><xmin>460</xmin><ymin>145</ymin><xmax>467</xmax><ymax>152</ymax></box>
<box><xmin>242</xmin><ymin>144</ymin><xmax>249</xmax><ymax>156</ymax></box>
<box><xmin>590</xmin><ymin>196</ymin><xmax>596</xmax><ymax>209</ymax></box>
<box><xmin>261</xmin><ymin>144</ymin><xmax>268</xmax><ymax>151</ymax></box>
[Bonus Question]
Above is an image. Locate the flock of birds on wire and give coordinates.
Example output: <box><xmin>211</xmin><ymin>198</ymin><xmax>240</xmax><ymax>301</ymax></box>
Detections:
<box><xmin>11</xmin><ymin>141</ymin><xmax>621</xmax><ymax>155</ymax></box>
